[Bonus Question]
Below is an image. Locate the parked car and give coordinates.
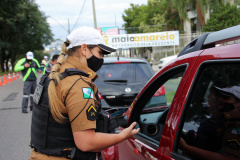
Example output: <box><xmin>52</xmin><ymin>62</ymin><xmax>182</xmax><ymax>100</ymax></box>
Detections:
<box><xmin>158</xmin><ymin>54</ymin><xmax>177</xmax><ymax>69</ymax></box>
<box><xmin>95</xmin><ymin>57</ymin><xmax>167</xmax><ymax>110</ymax></box>
<box><xmin>102</xmin><ymin>25</ymin><xmax>240</xmax><ymax>160</ymax></box>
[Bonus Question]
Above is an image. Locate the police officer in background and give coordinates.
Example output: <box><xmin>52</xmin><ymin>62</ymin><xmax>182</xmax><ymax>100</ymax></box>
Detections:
<box><xmin>14</xmin><ymin>51</ymin><xmax>41</xmax><ymax>113</ymax></box>
<box><xmin>42</xmin><ymin>55</ymin><xmax>48</xmax><ymax>66</ymax></box>
<box><xmin>30</xmin><ymin>26</ymin><xmax>139</xmax><ymax>160</ymax></box>
<box><xmin>43</xmin><ymin>54</ymin><xmax>59</xmax><ymax>75</ymax></box>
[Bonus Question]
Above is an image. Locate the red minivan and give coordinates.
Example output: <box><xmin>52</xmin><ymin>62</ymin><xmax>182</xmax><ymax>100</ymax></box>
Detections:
<box><xmin>102</xmin><ymin>25</ymin><xmax>240</xmax><ymax>160</ymax></box>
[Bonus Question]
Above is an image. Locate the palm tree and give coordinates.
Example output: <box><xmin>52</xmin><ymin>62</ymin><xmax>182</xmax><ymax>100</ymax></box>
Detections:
<box><xmin>167</xmin><ymin>0</ymin><xmax>224</xmax><ymax>32</ymax></box>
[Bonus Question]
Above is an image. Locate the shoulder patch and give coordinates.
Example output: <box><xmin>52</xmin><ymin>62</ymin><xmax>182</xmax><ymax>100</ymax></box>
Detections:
<box><xmin>82</xmin><ymin>88</ymin><xmax>94</xmax><ymax>99</ymax></box>
<box><xmin>88</xmin><ymin>72</ymin><xmax>92</xmax><ymax>77</ymax></box>
<box><xmin>86</xmin><ymin>104</ymin><xmax>98</xmax><ymax>121</ymax></box>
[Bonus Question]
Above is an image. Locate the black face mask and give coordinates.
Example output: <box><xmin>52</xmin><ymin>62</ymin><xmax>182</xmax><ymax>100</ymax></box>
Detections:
<box><xmin>87</xmin><ymin>49</ymin><xmax>104</xmax><ymax>72</ymax></box>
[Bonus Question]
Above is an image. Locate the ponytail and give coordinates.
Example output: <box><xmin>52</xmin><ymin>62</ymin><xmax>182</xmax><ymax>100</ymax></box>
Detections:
<box><xmin>48</xmin><ymin>39</ymin><xmax>70</xmax><ymax>123</ymax></box>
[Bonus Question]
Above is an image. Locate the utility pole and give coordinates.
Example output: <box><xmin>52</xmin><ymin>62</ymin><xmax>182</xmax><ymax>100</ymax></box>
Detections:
<box><xmin>68</xmin><ymin>19</ymin><xmax>70</xmax><ymax>34</ymax></box>
<box><xmin>92</xmin><ymin>0</ymin><xmax>97</xmax><ymax>29</ymax></box>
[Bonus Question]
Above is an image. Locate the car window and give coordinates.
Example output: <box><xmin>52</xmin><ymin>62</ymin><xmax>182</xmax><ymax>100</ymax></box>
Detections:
<box><xmin>175</xmin><ymin>62</ymin><xmax>240</xmax><ymax>160</ymax></box>
<box><xmin>135</xmin><ymin>63</ymin><xmax>155</xmax><ymax>82</ymax></box>
<box><xmin>132</xmin><ymin>66</ymin><xmax>186</xmax><ymax>147</ymax></box>
<box><xmin>96</xmin><ymin>63</ymin><xmax>154</xmax><ymax>83</ymax></box>
<box><xmin>96</xmin><ymin>63</ymin><xmax>134</xmax><ymax>82</ymax></box>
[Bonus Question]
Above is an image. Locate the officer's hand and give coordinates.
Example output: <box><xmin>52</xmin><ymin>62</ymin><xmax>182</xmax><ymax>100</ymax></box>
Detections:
<box><xmin>38</xmin><ymin>69</ymin><xmax>42</xmax><ymax>73</ymax></box>
<box><xmin>119</xmin><ymin>122</ymin><xmax>139</xmax><ymax>139</ymax></box>
<box><xmin>24</xmin><ymin>63</ymin><xmax>30</xmax><ymax>68</ymax></box>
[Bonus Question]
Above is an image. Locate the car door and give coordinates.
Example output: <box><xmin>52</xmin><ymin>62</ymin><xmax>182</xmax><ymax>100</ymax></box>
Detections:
<box><xmin>171</xmin><ymin>46</ymin><xmax>240</xmax><ymax>160</ymax></box>
<box><xmin>101</xmin><ymin>52</ymin><xmax>203</xmax><ymax>160</ymax></box>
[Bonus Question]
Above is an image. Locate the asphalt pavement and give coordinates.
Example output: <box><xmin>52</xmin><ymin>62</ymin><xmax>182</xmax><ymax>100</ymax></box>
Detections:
<box><xmin>0</xmin><ymin>73</ymin><xmax>42</xmax><ymax>160</ymax></box>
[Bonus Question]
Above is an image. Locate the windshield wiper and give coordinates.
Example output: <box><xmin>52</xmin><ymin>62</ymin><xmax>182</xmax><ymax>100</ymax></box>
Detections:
<box><xmin>104</xmin><ymin>80</ymin><xmax>128</xmax><ymax>83</ymax></box>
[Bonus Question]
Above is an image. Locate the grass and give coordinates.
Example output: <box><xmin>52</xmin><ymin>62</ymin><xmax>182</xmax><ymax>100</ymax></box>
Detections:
<box><xmin>166</xmin><ymin>91</ymin><xmax>176</xmax><ymax>105</ymax></box>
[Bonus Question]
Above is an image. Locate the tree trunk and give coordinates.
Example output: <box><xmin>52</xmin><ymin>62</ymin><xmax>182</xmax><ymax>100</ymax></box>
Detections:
<box><xmin>6</xmin><ymin>58</ymin><xmax>9</xmax><ymax>72</ymax></box>
<box><xmin>183</xmin><ymin>19</ymin><xmax>192</xmax><ymax>46</ymax></box>
<box><xmin>10</xmin><ymin>51</ymin><xmax>17</xmax><ymax>71</ymax></box>
<box><xmin>195</xmin><ymin>0</ymin><xmax>205</xmax><ymax>27</ymax></box>
<box><xmin>196</xmin><ymin>17</ymin><xmax>201</xmax><ymax>33</ymax></box>
<box><xmin>1</xmin><ymin>48</ymin><xmax>6</xmax><ymax>72</ymax></box>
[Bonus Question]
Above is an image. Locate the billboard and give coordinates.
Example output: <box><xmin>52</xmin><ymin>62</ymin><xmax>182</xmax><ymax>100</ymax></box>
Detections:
<box><xmin>97</xmin><ymin>26</ymin><xmax>119</xmax><ymax>35</ymax></box>
<box><xmin>103</xmin><ymin>31</ymin><xmax>179</xmax><ymax>48</ymax></box>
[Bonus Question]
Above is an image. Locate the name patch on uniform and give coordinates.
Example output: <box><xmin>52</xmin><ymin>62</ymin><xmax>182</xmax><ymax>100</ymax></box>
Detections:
<box><xmin>33</xmin><ymin>84</ymin><xmax>43</xmax><ymax>104</ymax></box>
<box><xmin>86</xmin><ymin>104</ymin><xmax>97</xmax><ymax>120</ymax></box>
<box><xmin>82</xmin><ymin>88</ymin><xmax>94</xmax><ymax>99</ymax></box>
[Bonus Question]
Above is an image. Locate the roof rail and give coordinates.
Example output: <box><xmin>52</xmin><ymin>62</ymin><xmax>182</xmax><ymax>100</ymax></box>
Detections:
<box><xmin>178</xmin><ymin>25</ymin><xmax>240</xmax><ymax>57</ymax></box>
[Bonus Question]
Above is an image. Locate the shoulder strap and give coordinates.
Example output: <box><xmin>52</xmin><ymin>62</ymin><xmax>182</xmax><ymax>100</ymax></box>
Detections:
<box><xmin>60</xmin><ymin>68</ymin><xmax>89</xmax><ymax>80</ymax></box>
<box><xmin>59</xmin><ymin>68</ymin><xmax>90</xmax><ymax>106</ymax></box>
<box><xmin>39</xmin><ymin>74</ymin><xmax>49</xmax><ymax>85</ymax></box>
<box><xmin>38</xmin><ymin>68</ymin><xmax>89</xmax><ymax>87</ymax></box>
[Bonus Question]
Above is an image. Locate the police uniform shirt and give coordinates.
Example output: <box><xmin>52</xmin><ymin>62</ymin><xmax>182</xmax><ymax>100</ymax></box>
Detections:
<box><xmin>220</xmin><ymin>121</ymin><xmax>240</xmax><ymax>159</ymax></box>
<box><xmin>56</xmin><ymin>56</ymin><xmax>99</xmax><ymax>132</ymax></box>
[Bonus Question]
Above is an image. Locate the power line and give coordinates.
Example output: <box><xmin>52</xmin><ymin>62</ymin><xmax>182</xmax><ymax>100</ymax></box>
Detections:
<box><xmin>49</xmin><ymin>16</ymin><xmax>68</xmax><ymax>33</ymax></box>
<box><xmin>71</xmin><ymin>0</ymin><xmax>87</xmax><ymax>31</ymax></box>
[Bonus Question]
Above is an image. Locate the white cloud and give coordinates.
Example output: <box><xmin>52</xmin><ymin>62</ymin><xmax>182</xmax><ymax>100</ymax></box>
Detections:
<box><xmin>36</xmin><ymin>0</ymin><xmax>148</xmax><ymax>40</ymax></box>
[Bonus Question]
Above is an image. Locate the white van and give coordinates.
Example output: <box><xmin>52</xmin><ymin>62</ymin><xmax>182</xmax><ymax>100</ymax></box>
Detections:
<box><xmin>158</xmin><ymin>55</ymin><xmax>177</xmax><ymax>69</ymax></box>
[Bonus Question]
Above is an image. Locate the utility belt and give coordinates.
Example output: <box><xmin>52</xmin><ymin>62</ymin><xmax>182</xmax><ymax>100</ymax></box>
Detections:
<box><xmin>31</xmin><ymin>145</ymin><xmax>96</xmax><ymax>160</ymax></box>
<box><xmin>31</xmin><ymin>145</ymin><xmax>72</xmax><ymax>159</ymax></box>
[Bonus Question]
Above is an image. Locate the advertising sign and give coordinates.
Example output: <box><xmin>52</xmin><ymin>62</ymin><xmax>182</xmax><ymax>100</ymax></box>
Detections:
<box><xmin>97</xmin><ymin>26</ymin><xmax>119</xmax><ymax>35</ymax></box>
<box><xmin>103</xmin><ymin>31</ymin><xmax>179</xmax><ymax>48</ymax></box>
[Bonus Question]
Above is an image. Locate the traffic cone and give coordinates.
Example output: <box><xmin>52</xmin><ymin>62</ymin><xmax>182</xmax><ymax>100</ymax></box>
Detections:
<box><xmin>12</xmin><ymin>72</ymin><xmax>16</xmax><ymax>80</ymax></box>
<box><xmin>0</xmin><ymin>78</ymin><xmax>3</xmax><ymax>86</ymax></box>
<box><xmin>8</xmin><ymin>73</ymin><xmax>12</xmax><ymax>82</ymax></box>
<box><xmin>17</xmin><ymin>72</ymin><xmax>20</xmax><ymax>78</ymax></box>
<box><xmin>3</xmin><ymin>74</ymin><xmax>8</xmax><ymax>84</ymax></box>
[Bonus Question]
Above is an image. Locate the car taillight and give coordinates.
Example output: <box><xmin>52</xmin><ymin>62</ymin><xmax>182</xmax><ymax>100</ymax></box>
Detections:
<box><xmin>98</xmin><ymin>93</ymin><xmax>103</xmax><ymax>99</ymax></box>
<box><xmin>153</xmin><ymin>85</ymin><xmax>165</xmax><ymax>97</ymax></box>
<box><xmin>113</xmin><ymin>61</ymin><xmax>131</xmax><ymax>64</ymax></box>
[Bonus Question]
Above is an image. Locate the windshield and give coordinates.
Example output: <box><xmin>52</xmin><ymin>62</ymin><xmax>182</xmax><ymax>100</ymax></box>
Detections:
<box><xmin>96</xmin><ymin>63</ymin><xmax>154</xmax><ymax>83</ymax></box>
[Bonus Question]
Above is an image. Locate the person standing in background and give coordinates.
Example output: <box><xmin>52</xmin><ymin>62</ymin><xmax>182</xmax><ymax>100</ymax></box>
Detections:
<box><xmin>41</xmin><ymin>56</ymin><xmax>48</xmax><ymax>66</ymax></box>
<box><xmin>43</xmin><ymin>54</ymin><xmax>59</xmax><ymax>75</ymax></box>
<box><xmin>14</xmin><ymin>51</ymin><xmax>41</xmax><ymax>113</ymax></box>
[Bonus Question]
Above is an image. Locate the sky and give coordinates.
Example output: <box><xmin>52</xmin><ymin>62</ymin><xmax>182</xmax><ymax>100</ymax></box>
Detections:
<box><xmin>35</xmin><ymin>0</ymin><xmax>148</xmax><ymax>42</ymax></box>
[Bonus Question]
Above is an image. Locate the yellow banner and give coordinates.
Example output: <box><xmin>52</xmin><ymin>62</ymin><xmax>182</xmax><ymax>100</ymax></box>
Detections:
<box><xmin>104</xmin><ymin>31</ymin><xmax>179</xmax><ymax>48</ymax></box>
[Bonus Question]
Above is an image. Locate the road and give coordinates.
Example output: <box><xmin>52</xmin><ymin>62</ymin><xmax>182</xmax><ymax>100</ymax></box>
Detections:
<box><xmin>0</xmin><ymin>73</ymin><xmax>41</xmax><ymax>160</ymax></box>
<box><xmin>0</xmin><ymin>65</ymin><xmax>160</xmax><ymax>160</ymax></box>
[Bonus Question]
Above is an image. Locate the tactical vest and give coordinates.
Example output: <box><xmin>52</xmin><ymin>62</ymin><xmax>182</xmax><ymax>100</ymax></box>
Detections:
<box><xmin>15</xmin><ymin>58</ymin><xmax>40</xmax><ymax>81</ymax></box>
<box><xmin>31</xmin><ymin>68</ymin><xmax>98</xmax><ymax>160</ymax></box>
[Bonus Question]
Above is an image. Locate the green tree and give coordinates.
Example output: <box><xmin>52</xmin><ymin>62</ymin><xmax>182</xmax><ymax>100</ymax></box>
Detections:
<box><xmin>0</xmin><ymin>0</ymin><xmax>53</xmax><ymax>72</ymax></box>
<box><xmin>203</xmin><ymin>2</ymin><xmax>240</xmax><ymax>32</ymax></box>
<box><xmin>122</xmin><ymin>0</ymin><xmax>183</xmax><ymax>33</ymax></box>
<box><xmin>167</xmin><ymin>0</ymin><xmax>224</xmax><ymax>30</ymax></box>
<box><xmin>139</xmin><ymin>0</ymin><xmax>166</xmax><ymax>33</ymax></box>
<box><xmin>122</xmin><ymin>4</ymin><xmax>148</xmax><ymax>33</ymax></box>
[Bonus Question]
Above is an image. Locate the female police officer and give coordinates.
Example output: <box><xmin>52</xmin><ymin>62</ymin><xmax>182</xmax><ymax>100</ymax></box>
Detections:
<box><xmin>29</xmin><ymin>26</ymin><xmax>139</xmax><ymax>160</ymax></box>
